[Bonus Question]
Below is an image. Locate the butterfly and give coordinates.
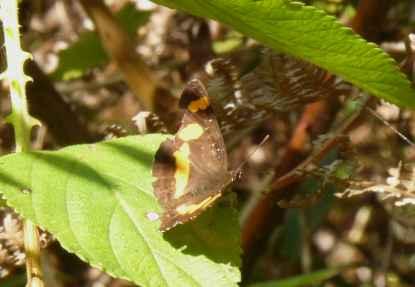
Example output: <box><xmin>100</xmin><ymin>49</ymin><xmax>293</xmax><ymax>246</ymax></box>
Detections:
<box><xmin>152</xmin><ymin>79</ymin><xmax>232</xmax><ymax>231</ymax></box>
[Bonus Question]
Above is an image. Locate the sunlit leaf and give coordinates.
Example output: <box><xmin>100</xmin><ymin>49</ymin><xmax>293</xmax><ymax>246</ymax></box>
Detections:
<box><xmin>0</xmin><ymin>135</ymin><xmax>240</xmax><ymax>287</ymax></box>
<box><xmin>153</xmin><ymin>0</ymin><xmax>415</xmax><ymax>108</ymax></box>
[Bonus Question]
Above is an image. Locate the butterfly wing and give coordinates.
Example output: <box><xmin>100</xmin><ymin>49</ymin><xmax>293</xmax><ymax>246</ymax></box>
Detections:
<box><xmin>152</xmin><ymin>79</ymin><xmax>231</xmax><ymax>231</ymax></box>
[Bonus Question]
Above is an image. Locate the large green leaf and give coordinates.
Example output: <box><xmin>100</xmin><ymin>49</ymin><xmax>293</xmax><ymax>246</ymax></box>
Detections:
<box><xmin>165</xmin><ymin>194</ymin><xmax>241</xmax><ymax>267</ymax></box>
<box><xmin>0</xmin><ymin>135</ymin><xmax>240</xmax><ymax>287</ymax></box>
<box><xmin>152</xmin><ymin>0</ymin><xmax>415</xmax><ymax>108</ymax></box>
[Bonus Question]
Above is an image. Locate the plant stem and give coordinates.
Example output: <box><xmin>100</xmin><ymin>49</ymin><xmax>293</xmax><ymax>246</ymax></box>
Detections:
<box><xmin>79</xmin><ymin>0</ymin><xmax>156</xmax><ymax>110</ymax></box>
<box><xmin>23</xmin><ymin>222</ymin><xmax>44</xmax><ymax>287</ymax></box>
<box><xmin>1</xmin><ymin>1</ymin><xmax>44</xmax><ymax>286</ymax></box>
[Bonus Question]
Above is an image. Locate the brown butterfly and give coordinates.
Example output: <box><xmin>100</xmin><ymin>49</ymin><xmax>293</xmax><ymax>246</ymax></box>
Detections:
<box><xmin>152</xmin><ymin>79</ymin><xmax>232</xmax><ymax>231</ymax></box>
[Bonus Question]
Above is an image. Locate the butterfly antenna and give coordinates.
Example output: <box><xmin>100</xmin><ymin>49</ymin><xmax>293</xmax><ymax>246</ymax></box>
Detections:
<box><xmin>232</xmin><ymin>135</ymin><xmax>270</xmax><ymax>179</ymax></box>
<box><xmin>367</xmin><ymin>107</ymin><xmax>415</xmax><ymax>147</ymax></box>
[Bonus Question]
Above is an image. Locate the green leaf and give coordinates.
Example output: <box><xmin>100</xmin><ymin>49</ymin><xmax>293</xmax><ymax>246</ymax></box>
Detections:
<box><xmin>52</xmin><ymin>4</ymin><xmax>151</xmax><ymax>80</ymax></box>
<box><xmin>1</xmin><ymin>272</ymin><xmax>26</xmax><ymax>287</ymax></box>
<box><xmin>0</xmin><ymin>135</ymin><xmax>240</xmax><ymax>287</ymax></box>
<box><xmin>52</xmin><ymin>30</ymin><xmax>108</xmax><ymax>80</ymax></box>
<box><xmin>165</xmin><ymin>195</ymin><xmax>241</xmax><ymax>267</ymax></box>
<box><xmin>249</xmin><ymin>268</ymin><xmax>339</xmax><ymax>287</ymax></box>
<box><xmin>280</xmin><ymin>209</ymin><xmax>302</xmax><ymax>260</ymax></box>
<box><xmin>152</xmin><ymin>0</ymin><xmax>415</xmax><ymax>108</ymax></box>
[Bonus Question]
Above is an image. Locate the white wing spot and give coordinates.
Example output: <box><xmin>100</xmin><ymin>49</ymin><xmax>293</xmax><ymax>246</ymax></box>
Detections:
<box><xmin>146</xmin><ymin>212</ymin><xmax>160</xmax><ymax>222</ymax></box>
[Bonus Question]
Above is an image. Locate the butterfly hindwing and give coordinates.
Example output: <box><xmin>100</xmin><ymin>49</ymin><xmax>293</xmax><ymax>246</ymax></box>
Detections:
<box><xmin>152</xmin><ymin>79</ymin><xmax>231</xmax><ymax>231</ymax></box>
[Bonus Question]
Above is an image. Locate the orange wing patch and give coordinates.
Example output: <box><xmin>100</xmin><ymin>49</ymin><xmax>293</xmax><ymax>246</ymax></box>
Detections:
<box><xmin>188</xmin><ymin>96</ymin><xmax>210</xmax><ymax>113</ymax></box>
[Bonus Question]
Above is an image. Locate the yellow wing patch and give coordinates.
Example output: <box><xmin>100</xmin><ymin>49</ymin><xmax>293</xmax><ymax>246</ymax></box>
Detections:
<box><xmin>173</xmin><ymin>143</ymin><xmax>191</xmax><ymax>199</ymax></box>
<box><xmin>176</xmin><ymin>193</ymin><xmax>222</xmax><ymax>215</ymax></box>
<box><xmin>178</xmin><ymin>123</ymin><xmax>204</xmax><ymax>141</ymax></box>
<box><xmin>188</xmin><ymin>96</ymin><xmax>210</xmax><ymax>113</ymax></box>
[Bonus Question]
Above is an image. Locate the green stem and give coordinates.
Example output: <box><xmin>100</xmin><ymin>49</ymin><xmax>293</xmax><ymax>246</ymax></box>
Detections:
<box><xmin>1</xmin><ymin>1</ymin><xmax>43</xmax><ymax>286</ymax></box>
<box><xmin>1</xmin><ymin>0</ymin><xmax>38</xmax><ymax>152</ymax></box>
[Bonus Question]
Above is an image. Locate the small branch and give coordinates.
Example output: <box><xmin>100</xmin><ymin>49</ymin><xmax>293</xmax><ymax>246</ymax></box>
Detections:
<box><xmin>78</xmin><ymin>0</ymin><xmax>156</xmax><ymax>111</ymax></box>
<box><xmin>26</xmin><ymin>61</ymin><xmax>99</xmax><ymax>145</ymax></box>
<box><xmin>1</xmin><ymin>1</ymin><xmax>44</xmax><ymax>286</ymax></box>
<box><xmin>401</xmin><ymin>34</ymin><xmax>415</xmax><ymax>79</ymax></box>
<box><xmin>350</xmin><ymin>0</ymin><xmax>390</xmax><ymax>42</ymax></box>
<box><xmin>241</xmin><ymin>98</ymin><xmax>337</xmax><ymax>266</ymax></box>
<box><xmin>23</xmin><ymin>222</ymin><xmax>44</xmax><ymax>287</ymax></box>
<box><xmin>271</xmin><ymin>95</ymin><xmax>368</xmax><ymax>193</ymax></box>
